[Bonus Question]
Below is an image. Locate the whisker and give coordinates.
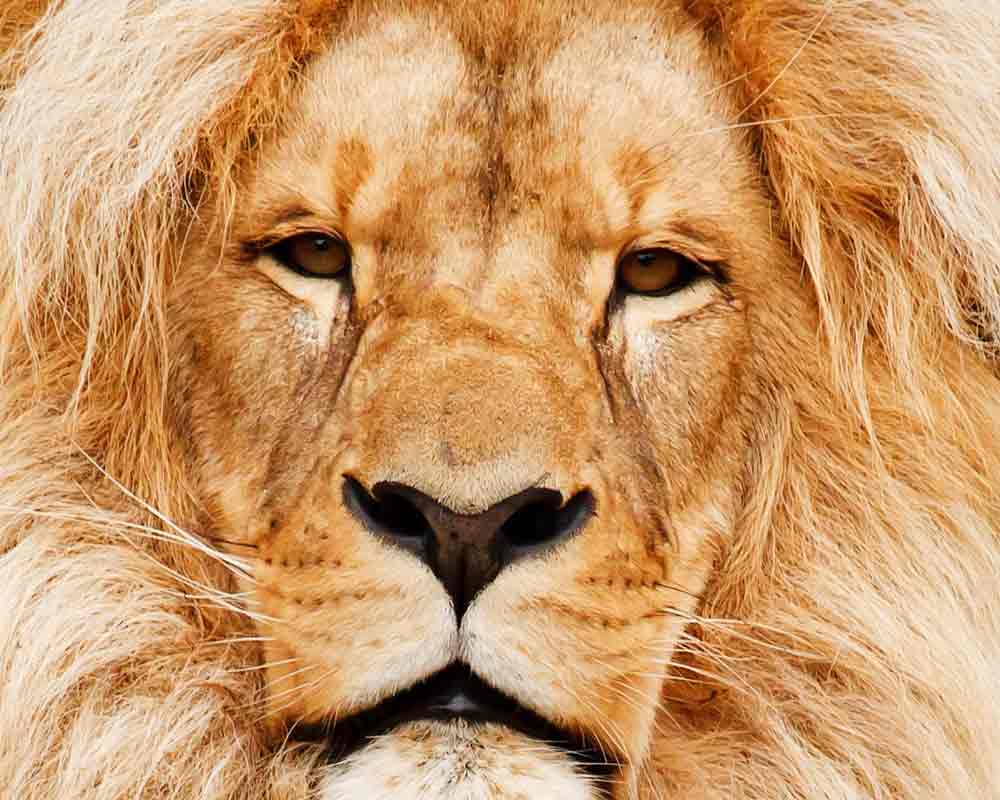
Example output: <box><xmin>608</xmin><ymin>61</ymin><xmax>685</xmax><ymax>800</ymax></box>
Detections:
<box><xmin>736</xmin><ymin>6</ymin><xmax>831</xmax><ymax>117</ymax></box>
<box><xmin>623</xmin><ymin>110</ymin><xmax>875</xmax><ymax>196</ymax></box>
<box><xmin>202</xmin><ymin>636</ymin><xmax>275</xmax><ymax>647</ymax></box>
<box><xmin>0</xmin><ymin>504</ymin><xmax>258</xmax><ymax>578</ymax></box>
<box><xmin>206</xmin><ymin>537</ymin><xmax>259</xmax><ymax>550</ymax></box>
<box><xmin>6</xmin><ymin>446</ymin><xmax>274</xmax><ymax>630</ymax></box>
<box><xmin>651</xmin><ymin>581</ymin><xmax>704</xmax><ymax>601</ymax></box>
<box><xmin>162</xmin><ymin>588</ymin><xmax>256</xmax><ymax>604</ymax></box>
<box><xmin>228</xmin><ymin>657</ymin><xmax>301</xmax><ymax>674</ymax></box>
<box><xmin>250</xmin><ymin>665</ymin><xmax>326</xmax><ymax>709</ymax></box>
<box><xmin>0</xmin><ymin>506</ymin><xmax>253</xmax><ymax>592</ymax></box>
<box><xmin>254</xmin><ymin>665</ymin><xmax>336</xmax><ymax>725</ymax></box>
<box><xmin>702</xmin><ymin>66</ymin><xmax>760</xmax><ymax>98</ymax></box>
<box><xmin>134</xmin><ymin>548</ymin><xmax>278</xmax><ymax>624</ymax></box>
<box><xmin>688</xmin><ymin>112</ymin><xmax>876</xmax><ymax>139</ymax></box>
<box><xmin>267</xmin><ymin>662</ymin><xmax>324</xmax><ymax>689</ymax></box>
<box><xmin>532</xmin><ymin>649</ymin><xmax>627</xmax><ymax>769</ymax></box>
<box><xmin>73</xmin><ymin>444</ymin><xmax>256</xmax><ymax>577</ymax></box>
<box><xmin>660</xmin><ymin>606</ymin><xmax>823</xmax><ymax>657</ymax></box>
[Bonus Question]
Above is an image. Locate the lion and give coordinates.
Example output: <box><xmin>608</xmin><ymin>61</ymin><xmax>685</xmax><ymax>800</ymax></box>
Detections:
<box><xmin>2</xmin><ymin>0</ymin><xmax>1000</xmax><ymax>798</ymax></box>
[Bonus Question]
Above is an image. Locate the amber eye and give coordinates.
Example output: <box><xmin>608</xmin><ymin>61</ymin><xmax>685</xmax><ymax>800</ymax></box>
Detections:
<box><xmin>271</xmin><ymin>233</ymin><xmax>350</xmax><ymax>278</ymax></box>
<box><xmin>617</xmin><ymin>248</ymin><xmax>703</xmax><ymax>296</ymax></box>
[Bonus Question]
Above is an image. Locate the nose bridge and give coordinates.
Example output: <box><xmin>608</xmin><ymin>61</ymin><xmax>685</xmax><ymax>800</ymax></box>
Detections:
<box><xmin>341</xmin><ymin>294</ymin><xmax>602</xmax><ymax>614</ymax></box>
<box><xmin>354</xmin><ymin>307</ymin><xmax>576</xmax><ymax>515</ymax></box>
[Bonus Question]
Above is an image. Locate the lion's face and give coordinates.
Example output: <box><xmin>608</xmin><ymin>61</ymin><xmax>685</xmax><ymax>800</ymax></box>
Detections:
<box><xmin>170</xmin><ymin>2</ymin><xmax>790</xmax><ymax>796</ymax></box>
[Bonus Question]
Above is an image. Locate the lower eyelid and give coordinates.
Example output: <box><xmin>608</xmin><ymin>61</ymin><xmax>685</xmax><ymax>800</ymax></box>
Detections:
<box><xmin>623</xmin><ymin>279</ymin><xmax>721</xmax><ymax>324</ymax></box>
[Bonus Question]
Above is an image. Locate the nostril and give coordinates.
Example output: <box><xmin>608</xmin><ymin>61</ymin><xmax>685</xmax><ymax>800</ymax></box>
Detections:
<box><xmin>343</xmin><ymin>476</ymin><xmax>431</xmax><ymax>541</ymax></box>
<box><xmin>344</xmin><ymin>478</ymin><xmax>595</xmax><ymax>610</ymax></box>
<box><xmin>500</xmin><ymin>489</ymin><xmax>595</xmax><ymax>554</ymax></box>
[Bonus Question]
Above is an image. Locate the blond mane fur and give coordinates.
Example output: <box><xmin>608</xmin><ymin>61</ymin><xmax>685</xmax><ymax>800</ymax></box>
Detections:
<box><xmin>2</xmin><ymin>1</ymin><xmax>1000</xmax><ymax>798</ymax></box>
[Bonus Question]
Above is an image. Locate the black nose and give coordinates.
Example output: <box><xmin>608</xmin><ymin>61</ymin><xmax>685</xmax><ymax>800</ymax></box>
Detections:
<box><xmin>343</xmin><ymin>477</ymin><xmax>594</xmax><ymax>617</ymax></box>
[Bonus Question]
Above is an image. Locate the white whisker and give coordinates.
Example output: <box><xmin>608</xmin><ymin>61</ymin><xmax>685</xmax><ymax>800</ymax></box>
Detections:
<box><xmin>737</xmin><ymin>5</ymin><xmax>831</xmax><ymax>117</ymax></box>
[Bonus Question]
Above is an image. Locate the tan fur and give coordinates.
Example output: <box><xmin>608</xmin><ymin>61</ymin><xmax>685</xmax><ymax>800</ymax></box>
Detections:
<box><xmin>2</xmin><ymin>1</ymin><xmax>1000</xmax><ymax>798</ymax></box>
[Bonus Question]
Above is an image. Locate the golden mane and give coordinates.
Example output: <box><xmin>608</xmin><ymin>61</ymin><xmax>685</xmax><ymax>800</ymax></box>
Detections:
<box><xmin>2</xmin><ymin>1</ymin><xmax>999</xmax><ymax>797</ymax></box>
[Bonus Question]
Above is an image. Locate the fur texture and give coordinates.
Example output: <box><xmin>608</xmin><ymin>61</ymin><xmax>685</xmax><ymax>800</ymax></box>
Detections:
<box><xmin>2</xmin><ymin>1</ymin><xmax>1000</xmax><ymax>799</ymax></box>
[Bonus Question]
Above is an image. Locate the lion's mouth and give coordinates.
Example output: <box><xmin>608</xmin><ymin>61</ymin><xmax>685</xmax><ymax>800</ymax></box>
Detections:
<box><xmin>300</xmin><ymin>663</ymin><xmax>615</xmax><ymax>781</ymax></box>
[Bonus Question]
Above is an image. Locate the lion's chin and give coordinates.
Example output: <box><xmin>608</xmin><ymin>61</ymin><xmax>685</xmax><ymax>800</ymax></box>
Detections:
<box><xmin>318</xmin><ymin>720</ymin><xmax>604</xmax><ymax>800</ymax></box>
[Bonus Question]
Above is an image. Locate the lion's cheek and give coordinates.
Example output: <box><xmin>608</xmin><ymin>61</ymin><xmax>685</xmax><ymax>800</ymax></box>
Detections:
<box><xmin>458</xmin><ymin>558</ymin><xmax>691</xmax><ymax>766</ymax></box>
<box><xmin>457</xmin><ymin>477</ymin><xmax>726</xmax><ymax>767</ymax></box>
<box><xmin>255</xmin><ymin>550</ymin><xmax>459</xmax><ymax>725</ymax></box>
<box><xmin>317</xmin><ymin>721</ymin><xmax>599</xmax><ymax>800</ymax></box>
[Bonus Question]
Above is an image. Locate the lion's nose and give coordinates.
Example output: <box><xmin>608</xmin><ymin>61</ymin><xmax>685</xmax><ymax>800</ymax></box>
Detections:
<box><xmin>343</xmin><ymin>477</ymin><xmax>594</xmax><ymax>617</ymax></box>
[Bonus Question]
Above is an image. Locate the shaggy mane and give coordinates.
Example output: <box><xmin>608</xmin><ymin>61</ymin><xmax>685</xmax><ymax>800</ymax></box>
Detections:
<box><xmin>2</xmin><ymin>1</ymin><xmax>999</xmax><ymax>798</ymax></box>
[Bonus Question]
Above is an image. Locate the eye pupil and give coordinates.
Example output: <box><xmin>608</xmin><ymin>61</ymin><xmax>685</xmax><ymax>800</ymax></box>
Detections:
<box><xmin>312</xmin><ymin>236</ymin><xmax>331</xmax><ymax>251</ymax></box>
<box><xmin>636</xmin><ymin>252</ymin><xmax>658</xmax><ymax>267</ymax></box>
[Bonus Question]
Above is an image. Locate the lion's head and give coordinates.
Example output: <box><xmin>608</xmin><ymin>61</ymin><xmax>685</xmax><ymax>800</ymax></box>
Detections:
<box><xmin>3</xmin><ymin>2</ymin><xmax>1000</xmax><ymax>799</ymax></box>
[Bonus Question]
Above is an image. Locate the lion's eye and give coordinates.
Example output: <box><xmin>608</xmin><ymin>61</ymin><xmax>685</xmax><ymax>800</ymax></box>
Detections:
<box><xmin>270</xmin><ymin>233</ymin><xmax>350</xmax><ymax>278</ymax></box>
<box><xmin>617</xmin><ymin>249</ymin><xmax>705</xmax><ymax>296</ymax></box>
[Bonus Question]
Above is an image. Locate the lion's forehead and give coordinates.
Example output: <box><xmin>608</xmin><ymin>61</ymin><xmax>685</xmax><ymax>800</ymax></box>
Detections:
<box><xmin>251</xmin><ymin>2</ymin><xmax>738</xmax><ymax>304</ymax></box>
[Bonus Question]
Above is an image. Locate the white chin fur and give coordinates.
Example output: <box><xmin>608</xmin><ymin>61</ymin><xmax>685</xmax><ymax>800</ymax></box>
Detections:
<box><xmin>318</xmin><ymin>720</ymin><xmax>601</xmax><ymax>800</ymax></box>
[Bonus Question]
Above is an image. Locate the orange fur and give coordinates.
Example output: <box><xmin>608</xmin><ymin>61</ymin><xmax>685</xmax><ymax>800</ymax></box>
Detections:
<box><xmin>2</xmin><ymin>2</ymin><xmax>999</xmax><ymax>798</ymax></box>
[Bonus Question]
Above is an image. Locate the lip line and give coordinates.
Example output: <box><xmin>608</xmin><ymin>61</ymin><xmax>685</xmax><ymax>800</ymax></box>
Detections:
<box><xmin>349</xmin><ymin>663</ymin><xmax>567</xmax><ymax>743</ymax></box>
<box><xmin>310</xmin><ymin>662</ymin><xmax>618</xmax><ymax>781</ymax></box>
